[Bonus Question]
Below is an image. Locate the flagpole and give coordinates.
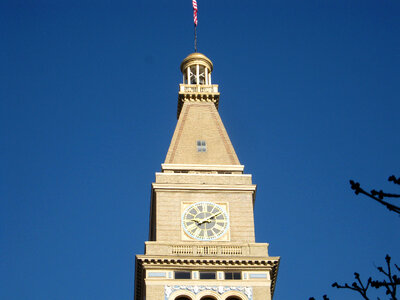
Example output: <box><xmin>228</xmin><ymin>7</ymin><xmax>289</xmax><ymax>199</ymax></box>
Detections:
<box><xmin>194</xmin><ymin>24</ymin><xmax>197</xmax><ymax>52</ymax></box>
<box><xmin>192</xmin><ymin>0</ymin><xmax>198</xmax><ymax>52</ymax></box>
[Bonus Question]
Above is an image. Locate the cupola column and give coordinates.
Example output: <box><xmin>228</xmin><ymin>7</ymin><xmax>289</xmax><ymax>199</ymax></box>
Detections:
<box><xmin>196</xmin><ymin>64</ymin><xmax>200</xmax><ymax>84</ymax></box>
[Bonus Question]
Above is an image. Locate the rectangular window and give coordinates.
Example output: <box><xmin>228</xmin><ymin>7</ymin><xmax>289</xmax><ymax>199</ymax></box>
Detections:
<box><xmin>225</xmin><ymin>272</ymin><xmax>241</xmax><ymax>280</ymax></box>
<box><xmin>199</xmin><ymin>271</ymin><xmax>216</xmax><ymax>280</ymax></box>
<box><xmin>197</xmin><ymin>140</ymin><xmax>207</xmax><ymax>152</ymax></box>
<box><xmin>174</xmin><ymin>271</ymin><xmax>191</xmax><ymax>279</ymax></box>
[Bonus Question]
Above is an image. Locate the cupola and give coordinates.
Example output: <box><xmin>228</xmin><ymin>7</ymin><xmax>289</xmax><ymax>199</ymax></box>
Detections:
<box><xmin>177</xmin><ymin>53</ymin><xmax>220</xmax><ymax>118</ymax></box>
<box><xmin>180</xmin><ymin>52</ymin><xmax>213</xmax><ymax>85</ymax></box>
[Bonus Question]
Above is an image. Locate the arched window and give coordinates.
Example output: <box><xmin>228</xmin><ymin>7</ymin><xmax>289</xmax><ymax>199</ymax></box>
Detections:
<box><xmin>175</xmin><ymin>297</ymin><xmax>191</xmax><ymax>300</ymax></box>
<box><xmin>200</xmin><ymin>297</ymin><xmax>217</xmax><ymax>300</ymax></box>
<box><xmin>226</xmin><ymin>297</ymin><xmax>241</xmax><ymax>300</ymax></box>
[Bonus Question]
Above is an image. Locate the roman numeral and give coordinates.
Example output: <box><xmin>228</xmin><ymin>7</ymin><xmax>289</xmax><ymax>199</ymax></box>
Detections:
<box><xmin>194</xmin><ymin>228</ymin><xmax>202</xmax><ymax>237</ymax></box>
<box><xmin>214</xmin><ymin>223</ymin><xmax>224</xmax><ymax>231</ymax></box>
<box><xmin>186</xmin><ymin>223</ymin><xmax>198</xmax><ymax>231</ymax></box>
<box><xmin>194</xmin><ymin>205</ymin><xmax>201</xmax><ymax>214</ymax></box>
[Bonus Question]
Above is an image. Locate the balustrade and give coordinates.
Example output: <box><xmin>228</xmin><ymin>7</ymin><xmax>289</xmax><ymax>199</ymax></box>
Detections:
<box><xmin>179</xmin><ymin>84</ymin><xmax>219</xmax><ymax>94</ymax></box>
<box><xmin>171</xmin><ymin>245</ymin><xmax>243</xmax><ymax>256</ymax></box>
<box><xmin>146</xmin><ymin>242</ymin><xmax>269</xmax><ymax>257</ymax></box>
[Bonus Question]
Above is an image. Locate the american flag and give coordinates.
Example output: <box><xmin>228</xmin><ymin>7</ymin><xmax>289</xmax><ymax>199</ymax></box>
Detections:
<box><xmin>193</xmin><ymin>0</ymin><xmax>198</xmax><ymax>26</ymax></box>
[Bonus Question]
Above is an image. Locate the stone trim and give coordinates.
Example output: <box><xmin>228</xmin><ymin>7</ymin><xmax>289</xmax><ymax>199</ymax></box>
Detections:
<box><xmin>177</xmin><ymin>92</ymin><xmax>220</xmax><ymax>118</ymax></box>
<box><xmin>165</xmin><ymin>285</ymin><xmax>252</xmax><ymax>300</ymax></box>
<box><xmin>135</xmin><ymin>256</ymin><xmax>280</xmax><ymax>299</ymax></box>
<box><xmin>144</xmin><ymin>242</ymin><xmax>270</xmax><ymax>257</ymax></box>
<box><xmin>148</xmin><ymin>272</ymin><xmax>167</xmax><ymax>278</ymax></box>
<box><xmin>152</xmin><ymin>183</ymin><xmax>256</xmax><ymax>192</ymax></box>
<box><xmin>161</xmin><ymin>164</ymin><xmax>244</xmax><ymax>172</ymax></box>
<box><xmin>138</xmin><ymin>257</ymin><xmax>278</xmax><ymax>267</ymax></box>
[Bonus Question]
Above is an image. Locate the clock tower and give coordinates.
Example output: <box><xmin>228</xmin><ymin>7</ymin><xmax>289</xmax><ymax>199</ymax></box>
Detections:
<box><xmin>134</xmin><ymin>53</ymin><xmax>280</xmax><ymax>300</ymax></box>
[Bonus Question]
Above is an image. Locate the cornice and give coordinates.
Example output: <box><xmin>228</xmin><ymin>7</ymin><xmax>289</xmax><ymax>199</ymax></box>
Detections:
<box><xmin>136</xmin><ymin>255</ymin><xmax>279</xmax><ymax>269</ymax></box>
<box><xmin>161</xmin><ymin>164</ymin><xmax>245</xmax><ymax>172</ymax></box>
<box><xmin>177</xmin><ymin>93</ymin><xmax>220</xmax><ymax>118</ymax></box>
<box><xmin>152</xmin><ymin>183</ymin><xmax>257</xmax><ymax>192</ymax></box>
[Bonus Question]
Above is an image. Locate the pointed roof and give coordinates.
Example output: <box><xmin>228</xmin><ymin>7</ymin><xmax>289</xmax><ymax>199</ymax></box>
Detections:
<box><xmin>164</xmin><ymin>102</ymin><xmax>240</xmax><ymax>166</ymax></box>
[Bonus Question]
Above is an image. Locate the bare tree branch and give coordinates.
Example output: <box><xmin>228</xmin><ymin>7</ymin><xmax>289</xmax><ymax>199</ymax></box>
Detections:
<box><xmin>328</xmin><ymin>255</ymin><xmax>400</xmax><ymax>300</ymax></box>
<box><xmin>349</xmin><ymin>175</ymin><xmax>400</xmax><ymax>214</ymax></box>
<box><xmin>370</xmin><ymin>255</ymin><xmax>400</xmax><ymax>300</ymax></box>
<box><xmin>309</xmin><ymin>295</ymin><xmax>330</xmax><ymax>300</ymax></box>
<box><xmin>311</xmin><ymin>177</ymin><xmax>400</xmax><ymax>299</ymax></box>
<box><xmin>332</xmin><ymin>272</ymin><xmax>371</xmax><ymax>300</ymax></box>
<box><xmin>389</xmin><ymin>175</ymin><xmax>400</xmax><ymax>185</ymax></box>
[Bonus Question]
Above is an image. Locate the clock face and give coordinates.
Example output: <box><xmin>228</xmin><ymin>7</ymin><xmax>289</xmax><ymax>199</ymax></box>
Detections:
<box><xmin>182</xmin><ymin>202</ymin><xmax>229</xmax><ymax>241</ymax></box>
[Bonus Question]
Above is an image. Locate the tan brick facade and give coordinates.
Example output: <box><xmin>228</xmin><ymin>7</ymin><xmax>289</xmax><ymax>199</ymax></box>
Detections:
<box><xmin>165</xmin><ymin>102</ymin><xmax>240</xmax><ymax>165</ymax></box>
<box><xmin>134</xmin><ymin>53</ymin><xmax>279</xmax><ymax>300</ymax></box>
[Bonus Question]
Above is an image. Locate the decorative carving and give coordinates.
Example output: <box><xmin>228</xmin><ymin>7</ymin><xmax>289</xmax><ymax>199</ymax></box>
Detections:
<box><xmin>141</xmin><ymin>257</ymin><xmax>277</xmax><ymax>267</ymax></box>
<box><xmin>177</xmin><ymin>85</ymin><xmax>220</xmax><ymax>118</ymax></box>
<box><xmin>165</xmin><ymin>285</ymin><xmax>252</xmax><ymax>300</ymax></box>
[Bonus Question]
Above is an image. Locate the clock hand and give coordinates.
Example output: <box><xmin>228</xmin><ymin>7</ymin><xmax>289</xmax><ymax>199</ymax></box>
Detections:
<box><xmin>210</xmin><ymin>211</ymin><xmax>222</xmax><ymax>219</ymax></box>
<box><xmin>198</xmin><ymin>211</ymin><xmax>222</xmax><ymax>224</ymax></box>
<box><xmin>197</xmin><ymin>218</ymin><xmax>212</xmax><ymax>225</ymax></box>
<box><xmin>205</xmin><ymin>211</ymin><xmax>222</xmax><ymax>221</ymax></box>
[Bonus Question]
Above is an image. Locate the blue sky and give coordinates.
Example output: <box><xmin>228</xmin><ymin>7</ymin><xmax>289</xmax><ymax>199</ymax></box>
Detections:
<box><xmin>1</xmin><ymin>1</ymin><xmax>399</xmax><ymax>299</ymax></box>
